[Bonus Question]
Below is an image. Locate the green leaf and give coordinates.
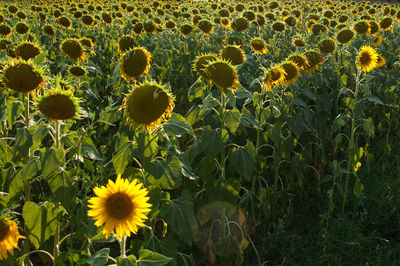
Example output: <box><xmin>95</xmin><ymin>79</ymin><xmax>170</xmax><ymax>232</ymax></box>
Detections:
<box><xmin>138</xmin><ymin>249</ymin><xmax>173</xmax><ymax>266</ymax></box>
<box><xmin>6</xmin><ymin>99</ymin><xmax>23</xmax><ymax>129</ymax></box>
<box><xmin>160</xmin><ymin>197</ymin><xmax>197</xmax><ymax>246</ymax></box>
<box><xmin>22</xmin><ymin>201</ymin><xmax>65</xmax><ymax>249</ymax></box>
<box><xmin>362</xmin><ymin>117</ymin><xmax>375</xmax><ymax>138</ymax></box>
<box><xmin>199</xmin><ymin>127</ymin><xmax>224</xmax><ymax>158</ymax></box>
<box><xmin>86</xmin><ymin>248</ymin><xmax>110</xmax><ymax>266</ymax></box>
<box><xmin>367</xmin><ymin>95</ymin><xmax>384</xmax><ymax>105</ymax></box>
<box><xmin>21</xmin><ymin>156</ymin><xmax>40</xmax><ymax>181</ymax></box>
<box><xmin>340</xmin><ymin>74</ymin><xmax>347</xmax><ymax>86</ymax></box>
<box><xmin>228</xmin><ymin>142</ymin><xmax>256</xmax><ymax>181</ymax></box>
<box><xmin>41</xmin><ymin>147</ymin><xmax>65</xmax><ymax>179</ymax></box>
<box><xmin>135</xmin><ymin>133</ymin><xmax>158</xmax><ymax>163</ymax></box>
<box><xmin>112</xmin><ymin>142</ymin><xmax>134</xmax><ymax>175</ymax></box>
<box><xmin>117</xmin><ymin>255</ymin><xmax>137</xmax><ymax>266</ymax></box>
<box><xmin>14</xmin><ymin>127</ymin><xmax>33</xmax><ymax>158</ymax></box>
<box><xmin>223</xmin><ymin>108</ymin><xmax>241</xmax><ymax>133</ymax></box>
<box><xmin>163</xmin><ymin>113</ymin><xmax>194</xmax><ymax>136</ymax></box>
<box><xmin>147</xmin><ymin>156</ymin><xmax>182</xmax><ymax>190</ymax></box>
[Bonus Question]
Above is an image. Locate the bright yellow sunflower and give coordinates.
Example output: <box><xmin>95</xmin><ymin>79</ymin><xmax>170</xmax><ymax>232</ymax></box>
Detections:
<box><xmin>0</xmin><ymin>219</ymin><xmax>25</xmax><ymax>260</ymax></box>
<box><xmin>87</xmin><ymin>175</ymin><xmax>152</xmax><ymax>239</ymax></box>
<box><xmin>358</xmin><ymin>45</ymin><xmax>378</xmax><ymax>72</ymax></box>
<box><xmin>264</xmin><ymin>66</ymin><xmax>286</xmax><ymax>91</ymax></box>
<box><xmin>376</xmin><ymin>53</ymin><xmax>386</xmax><ymax>68</ymax></box>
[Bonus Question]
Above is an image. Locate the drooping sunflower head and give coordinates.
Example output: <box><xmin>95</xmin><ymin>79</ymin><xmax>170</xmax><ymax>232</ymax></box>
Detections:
<box><xmin>197</xmin><ymin>19</ymin><xmax>213</xmax><ymax>35</ymax></box>
<box><xmin>133</xmin><ymin>22</ymin><xmax>144</xmax><ymax>35</ymax></box>
<box><xmin>87</xmin><ymin>175</ymin><xmax>152</xmax><ymax>239</ymax></box>
<box><xmin>311</xmin><ymin>23</ymin><xmax>328</xmax><ymax>35</ymax></box>
<box><xmin>318</xmin><ymin>38</ymin><xmax>336</xmax><ymax>54</ymax></box>
<box><xmin>368</xmin><ymin>20</ymin><xmax>380</xmax><ymax>35</ymax></box>
<box><xmin>0</xmin><ymin>25</ymin><xmax>12</xmax><ymax>38</ymax></box>
<box><xmin>220</xmin><ymin>17</ymin><xmax>230</xmax><ymax>28</ymax></box>
<box><xmin>292</xmin><ymin>34</ymin><xmax>306</xmax><ymax>47</ymax></box>
<box><xmin>61</xmin><ymin>38</ymin><xmax>85</xmax><ymax>61</ymax></box>
<box><xmin>180</xmin><ymin>24</ymin><xmax>193</xmax><ymax>37</ymax></box>
<box><xmin>205</xmin><ymin>59</ymin><xmax>239</xmax><ymax>93</ymax></box>
<box><xmin>231</xmin><ymin>17</ymin><xmax>249</xmax><ymax>32</ymax></box>
<box><xmin>16</xmin><ymin>41</ymin><xmax>42</xmax><ymax>61</ymax></box>
<box><xmin>117</xmin><ymin>35</ymin><xmax>138</xmax><ymax>55</ymax></box>
<box><xmin>0</xmin><ymin>219</ymin><xmax>25</xmax><ymax>260</ymax></box>
<box><xmin>69</xmin><ymin>65</ymin><xmax>86</xmax><ymax>77</ymax></box>
<box><xmin>220</xmin><ymin>45</ymin><xmax>246</xmax><ymax>66</ymax></box>
<box><xmin>280</xmin><ymin>61</ymin><xmax>301</xmax><ymax>85</ymax></box>
<box><xmin>124</xmin><ymin>81</ymin><xmax>174</xmax><ymax>132</ymax></box>
<box><xmin>288</xmin><ymin>53</ymin><xmax>309</xmax><ymax>70</ymax></box>
<box><xmin>1</xmin><ymin>60</ymin><xmax>45</xmax><ymax>94</ymax></box>
<box><xmin>272</xmin><ymin>21</ymin><xmax>285</xmax><ymax>32</ymax></box>
<box><xmin>380</xmin><ymin>17</ymin><xmax>393</xmax><ymax>31</ymax></box>
<box><xmin>58</xmin><ymin>16</ymin><xmax>72</xmax><ymax>28</ymax></box>
<box><xmin>354</xmin><ymin>20</ymin><xmax>370</xmax><ymax>35</ymax></box>
<box><xmin>225</xmin><ymin>36</ymin><xmax>244</xmax><ymax>49</ymax></box>
<box><xmin>357</xmin><ymin>45</ymin><xmax>378</xmax><ymax>72</ymax></box>
<box><xmin>120</xmin><ymin>47</ymin><xmax>152</xmax><ymax>82</ymax></box>
<box><xmin>303</xmin><ymin>50</ymin><xmax>325</xmax><ymax>74</ymax></box>
<box><xmin>263</xmin><ymin>66</ymin><xmax>286</xmax><ymax>91</ymax></box>
<box><xmin>336</xmin><ymin>28</ymin><xmax>354</xmax><ymax>44</ymax></box>
<box><xmin>43</xmin><ymin>25</ymin><xmax>55</xmax><ymax>38</ymax></box>
<box><xmin>80</xmin><ymin>37</ymin><xmax>94</xmax><ymax>50</ymax></box>
<box><xmin>193</xmin><ymin>53</ymin><xmax>218</xmax><ymax>80</ymax></box>
<box><xmin>37</xmin><ymin>88</ymin><xmax>81</xmax><ymax>121</ymax></box>
<box><xmin>144</xmin><ymin>21</ymin><xmax>157</xmax><ymax>34</ymax></box>
<box><xmin>372</xmin><ymin>36</ymin><xmax>382</xmax><ymax>47</ymax></box>
<box><xmin>250</xmin><ymin>38</ymin><xmax>268</xmax><ymax>55</ymax></box>
<box><xmin>101</xmin><ymin>12</ymin><xmax>113</xmax><ymax>25</ymax></box>
<box><xmin>81</xmin><ymin>14</ymin><xmax>95</xmax><ymax>27</ymax></box>
<box><xmin>15</xmin><ymin>22</ymin><xmax>29</xmax><ymax>35</ymax></box>
<box><xmin>376</xmin><ymin>53</ymin><xmax>386</xmax><ymax>68</ymax></box>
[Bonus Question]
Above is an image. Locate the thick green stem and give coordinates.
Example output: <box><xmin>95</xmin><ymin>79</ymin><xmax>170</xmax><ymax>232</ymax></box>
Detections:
<box><xmin>342</xmin><ymin>68</ymin><xmax>361</xmax><ymax>214</ymax></box>
<box><xmin>119</xmin><ymin>234</ymin><xmax>127</xmax><ymax>258</ymax></box>
<box><xmin>55</xmin><ymin>122</ymin><xmax>61</xmax><ymax>149</ymax></box>
<box><xmin>23</xmin><ymin>94</ymin><xmax>31</xmax><ymax>255</ymax></box>
<box><xmin>220</xmin><ymin>91</ymin><xmax>226</xmax><ymax>179</ymax></box>
<box><xmin>53</xmin><ymin>221</ymin><xmax>60</xmax><ymax>263</ymax></box>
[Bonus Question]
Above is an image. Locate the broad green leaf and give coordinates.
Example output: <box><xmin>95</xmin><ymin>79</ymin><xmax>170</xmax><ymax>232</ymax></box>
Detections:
<box><xmin>21</xmin><ymin>156</ymin><xmax>40</xmax><ymax>181</ymax></box>
<box><xmin>160</xmin><ymin>197</ymin><xmax>197</xmax><ymax>246</ymax></box>
<box><xmin>199</xmin><ymin>127</ymin><xmax>224</xmax><ymax>158</ymax></box>
<box><xmin>223</xmin><ymin>108</ymin><xmax>241</xmax><ymax>133</ymax></box>
<box><xmin>41</xmin><ymin>147</ymin><xmax>65</xmax><ymax>178</ymax></box>
<box><xmin>112</xmin><ymin>142</ymin><xmax>134</xmax><ymax>175</ymax></box>
<box><xmin>163</xmin><ymin>113</ymin><xmax>194</xmax><ymax>136</ymax></box>
<box><xmin>137</xmin><ymin>249</ymin><xmax>172</xmax><ymax>266</ymax></box>
<box><xmin>117</xmin><ymin>256</ymin><xmax>137</xmax><ymax>266</ymax></box>
<box><xmin>22</xmin><ymin>201</ymin><xmax>65</xmax><ymax>249</ymax></box>
<box><xmin>6</xmin><ymin>99</ymin><xmax>24</xmax><ymax>129</ymax></box>
<box><xmin>228</xmin><ymin>142</ymin><xmax>256</xmax><ymax>181</ymax></box>
<box><xmin>147</xmin><ymin>156</ymin><xmax>182</xmax><ymax>189</ymax></box>
<box><xmin>14</xmin><ymin>127</ymin><xmax>33</xmax><ymax>158</ymax></box>
<box><xmin>135</xmin><ymin>133</ymin><xmax>158</xmax><ymax>163</ymax></box>
<box><xmin>86</xmin><ymin>248</ymin><xmax>110</xmax><ymax>266</ymax></box>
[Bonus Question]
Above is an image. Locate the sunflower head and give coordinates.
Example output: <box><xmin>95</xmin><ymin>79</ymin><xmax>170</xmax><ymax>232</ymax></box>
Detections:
<box><xmin>37</xmin><ymin>88</ymin><xmax>81</xmax><ymax>121</ymax></box>
<box><xmin>180</xmin><ymin>24</ymin><xmax>193</xmax><ymax>37</ymax></box>
<box><xmin>354</xmin><ymin>21</ymin><xmax>370</xmax><ymax>35</ymax></box>
<box><xmin>0</xmin><ymin>219</ymin><xmax>25</xmax><ymax>260</ymax></box>
<box><xmin>61</xmin><ymin>38</ymin><xmax>85</xmax><ymax>61</ymax></box>
<box><xmin>288</xmin><ymin>54</ymin><xmax>309</xmax><ymax>70</ymax></box>
<box><xmin>372</xmin><ymin>36</ymin><xmax>382</xmax><ymax>47</ymax></box>
<box><xmin>272</xmin><ymin>21</ymin><xmax>285</xmax><ymax>32</ymax></box>
<box><xmin>124</xmin><ymin>81</ymin><xmax>174</xmax><ymax>132</ymax></box>
<box><xmin>318</xmin><ymin>38</ymin><xmax>336</xmax><ymax>54</ymax></box>
<box><xmin>358</xmin><ymin>45</ymin><xmax>378</xmax><ymax>72</ymax></box>
<box><xmin>220</xmin><ymin>45</ymin><xmax>246</xmax><ymax>66</ymax></box>
<box><xmin>205</xmin><ymin>59</ymin><xmax>239</xmax><ymax>93</ymax></box>
<box><xmin>292</xmin><ymin>34</ymin><xmax>306</xmax><ymax>47</ymax></box>
<box><xmin>336</xmin><ymin>29</ymin><xmax>354</xmax><ymax>45</ymax></box>
<box><xmin>69</xmin><ymin>65</ymin><xmax>86</xmax><ymax>77</ymax></box>
<box><xmin>376</xmin><ymin>53</ymin><xmax>385</xmax><ymax>68</ymax></box>
<box><xmin>81</xmin><ymin>14</ymin><xmax>95</xmax><ymax>27</ymax></box>
<box><xmin>2</xmin><ymin>60</ymin><xmax>45</xmax><ymax>94</ymax></box>
<box><xmin>280</xmin><ymin>61</ymin><xmax>301</xmax><ymax>85</ymax></box>
<box><xmin>197</xmin><ymin>20</ymin><xmax>213</xmax><ymax>35</ymax></box>
<box><xmin>263</xmin><ymin>66</ymin><xmax>286</xmax><ymax>91</ymax></box>
<box><xmin>225</xmin><ymin>36</ymin><xmax>244</xmax><ymax>49</ymax></box>
<box><xmin>87</xmin><ymin>175</ymin><xmax>152</xmax><ymax>239</ymax></box>
<box><xmin>144</xmin><ymin>21</ymin><xmax>157</xmax><ymax>34</ymax></box>
<box><xmin>0</xmin><ymin>25</ymin><xmax>12</xmax><ymax>38</ymax></box>
<box><xmin>15</xmin><ymin>22</ymin><xmax>29</xmax><ymax>35</ymax></box>
<box><xmin>193</xmin><ymin>53</ymin><xmax>218</xmax><ymax>80</ymax></box>
<box><xmin>231</xmin><ymin>17</ymin><xmax>249</xmax><ymax>32</ymax></box>
<box><xmin>303</xmin><ymin>50</ymin><xmax>325</xmax><ymax>74</ymax></box>
<box><xmin>120</xmin><ymin>47</ymin><xmax>152</xmax><ymax>82</ymax></box>
<box><xmin>132</xmin><ymin>22</ymin><xmax>144</xmax><ymax>35</ymax></box>
<box><xmin>221</xmin><ymin>18</ymin><xmax>230</xmax><ymax>28</ymax></box>
<box><xmin>80</xmin><ymin>37</ymin><xmax>94</xmax><ymax>49</ymax></box>
<box><xmin>311</xmin><ymin>23</ymin><xmax>327</xmax><ymax>35</ymax></box>
<box><xmin>58</xmin><ymin>16</ymin><xmax>72</xmax><ymax>28</ymax></box>
<box><xmin>117</xmin><ymin>35</ymin><xmax>138</xmax><ymax>55</ymax></box>
<box><xmin>16</xmin><ymin>41</ymin><xmax>42</xmax><ymax>61</ymax></box>
<box><xmin>368</xmin><ymin>20</ymin><xmax>379</xmax><ymax>35</ymax></box>
<box><xmin>250</xmin><ymin>38</ymin><xmax>268</xmax><ymax>55</ymax></box>
<box><xmin>380</xmin><ymin>17</ymin><xmax>393</xmax><ymax>31</ymax></box>
<box><xmin>43</xmin><ymin>25</ymin><xmax>55</xmax><ymax>38</ymax></box>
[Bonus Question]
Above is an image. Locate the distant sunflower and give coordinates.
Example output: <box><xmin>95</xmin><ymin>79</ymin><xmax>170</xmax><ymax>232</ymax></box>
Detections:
<box><xmin>69</xmin><ymin>65</ymin><xmax>86</xmax><ymax>77</ymax></box>
<box><xmin>372</xmin><ymin>36</ymin><xmax>382</xmax><ymax>47</ymax></box>
<box><xmin>197</xmin><ymin>20</ymin><xmax>213</xmax><ymax>35</ymax></box>
<box><xmin>376</xmin><ymin>53</ymin><xmax>386</xmax><ymax>68</ymax></box>
<box><xmin>231</xmin><ymin>17</ymin><xmax>249</xmax><ymax>32</ymax></box>
<box><xmin>124</xmin><ymin>81</ymin><xmax>174</xmax><ymax>131</ymax></box>
<box><xmin>336</xmin><ymin>29</ymin><xmax>354</xmax><ymax>44</ymax></box>
<box><xmin>220</xmin><ymin>45</ymin><xmax>246</xmax><ymax>66</ymax></box>
<box><xmin>180</xmin><ymin>24</ymin><xmax>193</xmax><ymax>37</ymax></box>
<box><xmin>0</xmin><ymin>219</ymin><xmax>25</xmax><ymax>260</ymax></box>
<box><xmin>288</xmin><ymin>54</ymin><xmax>309</xmax><ymax>70</ymax></box>
<box><xmin>15</xmin><ymin>22</ymin><xmax>29</xmax><ymax>35</ymax></box>
<box><xmin>120</xmin><ymin>47</ymin><xmax>151</xmax><ymax>82</ymax></box>
<box><xmin>37</xmin><ymin>89</ymin><xmax>80</xmax><ymax>120</ymax></box>
<box><xmin>250</xmin><ymin>38</ymin><xmax>268</xmax><ymax>55</ymax></box>
<box><xmin>380</xmin><ymin>17</ymin><xmax>393</xmax><ymax>31</ymax></box>
<box><xmin>205</xmin><ymin>59</ymin><xmax>239</xmax><ymax>93</ymax></box>
<box><xmin>318</xmin><ymin>38</ymin><xmax>336</xmax><ymax>54</ymax></box>
<box><xmin>43</xmin><ymin>25</ymin><xmax>55</xmax><ymax>38</ymax></box>
<box><xmin>358</xmin><ymin>46</ymin><xmax>378</xmax><ymax>72</ymax></box>
<box><xmin>0</xmin><ymin>25</ymin><xmax>12</xmax><ymax>38</ymax></box>
<box><xmin>87</xmin><ymin>175</ymin><xmax>152</xmax><ymax>239</ymax></box>
<box><xmin>61</xmin><ymin>39</ymin><xmax>85</xmax><ymax>61</ymax></box>
<box><xmin>264</xmin><ymin>66</ymin><xmax>286</xmax><ymax>91</ymax></box>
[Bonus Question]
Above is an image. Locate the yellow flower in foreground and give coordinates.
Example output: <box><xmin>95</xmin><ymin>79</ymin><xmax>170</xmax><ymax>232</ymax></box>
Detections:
<box><xmin>87</xmin><ymin>176</ymin><xmax>152</xmax><ymax>239</ymax></box>
<box><xmin>358</xmin><ymin>46</ymin><xmax>378</xmax><ymax>72</ymax></box>
<box><xmin>0</xmin><ymin>219</ymin><xmax>25</xmax><ymax>260</ymax></box>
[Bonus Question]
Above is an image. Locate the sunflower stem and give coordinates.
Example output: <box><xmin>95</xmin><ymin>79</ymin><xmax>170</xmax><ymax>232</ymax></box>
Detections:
<box><xmin>53</xmin><ymin>220</ymin><xmax>60</xmax><ymax>263</ymax></box>
<box><xmin>55</xmin><ymin>121</ymin><xmax>61</xmax><ymax>149</ymax></box>
<box><xmin>220</xmin><ymin>90</ymin><xmax>226</xmax><ymax>179</ymax></box>
<box><xmin>23</xmin><ymin>93</ymin><xmax>31</xmax><ymax>255</ymax></box>
<box><xmin>119</xmin><ymin>234</ymin><xmax>127</xmax><ymax>258</ymax></box>
<box><xmin>342</xmin><ymin>67</ymin><xmax>361</xmax><ymax>215</ymax></box>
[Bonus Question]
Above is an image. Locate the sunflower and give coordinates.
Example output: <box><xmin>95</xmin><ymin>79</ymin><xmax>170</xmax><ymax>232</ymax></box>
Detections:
<box><xmin>205</xmin><ymin>59</ymin><xmax>239</xmax><ymax>93</ymax></box>
<box><xmin>303</xmin><ymin>50</ymin><xmax>324</xmax><ymax>74</ymax></box>
<box><xmin>354</xmin><ymin>21</ymin><xmax>370</xmax><ymax>35</ymax></box>
<box><xmin>0</xmin><ymin>25</ymin><xmax>12</xmax><ymax>38</ymax></box>
<box><xmin>58</xmin><ymin>16</ymin><xmax>72</xmax><ymax>28</ymax></box>
<box><xmin>197</xmin><ymin>20</ymin><xmax>213</xmax><ymax>35</ymax></box>
<box><xmin>37</xmin><ymin>89</ymin><xmax>80</xmax><ymax>120</ymax></box>
<box><xmin>144</xmin><ymin>21</ymin><xmax>157</xmax><ymax>34</ymax></box>
<box><xmin>16</xmin><ymin>42</ymin><xmax>41</xmax><ymax>61</ymax></box>
<box><xmin>180</xmin><ymin>24</ymin><xmax>193</xmax><ymax>37</ymax></box>
<box><xmin>288</xmin><ymin>54</ymin><xmax>309</xmax><ymax>70</ymax></box>
<box><xmin>380</xmin><ymin>17</ymin><xmax>393</xmax><ymax>31</ymax></box>
<box><xmin>69</xmin><ymin>65</ymin><xmax>86</xmax><ymax>77</ymax></box>
<box><xmin>193</xmin><ymin>53</ymin><xmax>218</xmax><ymax>80</ymax></box>
<box><xmin>120</xmin><ymin>47</ymin><xmax>151</xmax><ymax>82</ymax></box>
<box><xmin>336</xmin><ymin>29</ymin><xmax>354</xmax><ymax>44</ymax></box>
<box><xmin>280</xmin><ymin>61</ymin><xmax>301</xmax><ymax>85</ymax></box>
<box><xmin>15</xmin><ymin>22</ymin><xmax>29</xmax><ymax>35</ymax></box>
<box><xmin>43</xmin><ymin>25</ymin><xmax>55</xmax><ymax>38</ymax></box>
<box><xmin>318</xmin><ymin>38</ymin><xmax>336</xmax><ymax>53</ymax></box>
<box><xmin>250</xmin><ymin>38</ymin><xmax>268</xmax><ymax>55</ymax></box>
<box><xmin>117</xmin><ymin>35</ymin><xmax>138</xmax><ymax>55</ymax></box>
<box><xmin>61</xmin><ymin>39</ymin><xmax>85</xmax><ymax>61</ymax></box>
<box><xmin>231</xmin><ymin>17</ymin><xmax>249</xmax><ymax>32</ymax></box>
<box><xmin>124</xmin><ymin>81</ymin><xmax>174</xmax><ymax>131</ymax></box>
<box><xmin>220</xmin><ymin>18</ymin><xmax>230</xmax><ymax>28</ymax></box>
<box><xmin>87</xmin><ymin>175</ymin><xmax>152</xmax><ymax>239</ymax></box>
<box><xmin>375</xmin><ymin>53</ymin><xmax>385</xmax><ymax>68</ymax></box>
<box><xmin>2</xmin><ymin>60</ymin><xmax>44</xmax><ymax>94</ymax></box>
<box><xmin>264</xmin><ymin>66</ymin><xmax>286</xmax><ymax>91</ymax></box>
<box><xmin>220</xmin><ymin>45</ymin><xmax>246</xmax><ymax>66</ymax></box>
<box><xmin>357</xmin><ymin>45</ymin><xmax>378</xmax><ymax>72</ymax></box>
<box><xmin>292</xmin><ymin>35</ymin><xmax>306</xmax><ymax>47</ymax></box>
<box><xmin>372</xmin><ymin>36</ymin><xmax>382</xmax><ymax>47</ymax></box>
<box><xmin>272</xmin><ymin>21</ymin><xmax>285</xmax><ymax>32</ymax></box>
<box><xmin>0</xmin><ymin>219</ymin><xmax>25</xmax><ymax>260</ymax></box>
<box><xmin>225</xmin><ymin>36</ymin><xmax>244</xmax><ymax>49</ymax></box>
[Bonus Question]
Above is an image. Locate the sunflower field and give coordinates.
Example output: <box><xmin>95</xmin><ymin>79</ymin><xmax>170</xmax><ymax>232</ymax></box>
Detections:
<box><xmin>0</xmin><ymin>0</ymin><xmax>400</xmax><ymax>265</ymax></box>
